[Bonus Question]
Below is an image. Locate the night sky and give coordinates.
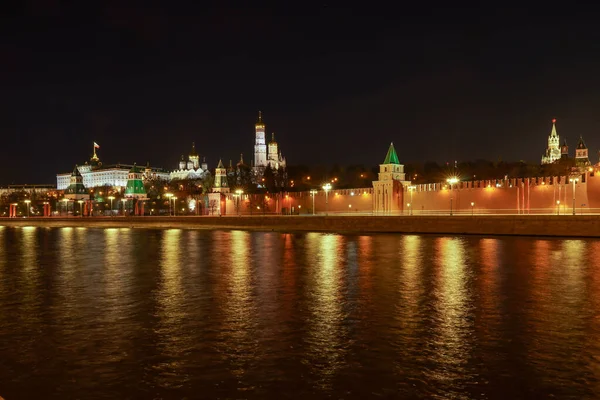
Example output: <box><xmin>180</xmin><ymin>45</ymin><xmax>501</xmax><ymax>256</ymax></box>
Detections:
<box><xmin>2</xmin><ymin>3</ymin><xmax>600</xmax><ymax>184</ymax></box>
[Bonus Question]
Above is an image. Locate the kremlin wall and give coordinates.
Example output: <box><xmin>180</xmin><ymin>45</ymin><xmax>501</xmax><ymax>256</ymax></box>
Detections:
<box><xmin>4</xmin><ymin>116</ymin><xmax>600</xmax><ymax>223</ymax></box>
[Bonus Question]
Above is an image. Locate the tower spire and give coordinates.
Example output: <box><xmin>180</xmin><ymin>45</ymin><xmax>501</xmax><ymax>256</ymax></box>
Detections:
<box><xmin>258</xmin><ymin>111</ymin><xmax>263</xmax><ymax>123</ymax></box>
<box><xmin>551</xmin><ymin>118</ymin><xmax>558</xmax><ymax>137</ymax></box>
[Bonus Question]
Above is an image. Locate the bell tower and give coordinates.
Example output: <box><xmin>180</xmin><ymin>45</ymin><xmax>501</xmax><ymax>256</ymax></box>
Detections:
<box><xmin>254</xmin><ymin>111</ymin><xmax>267</xmax><ymax>171</ymax></box>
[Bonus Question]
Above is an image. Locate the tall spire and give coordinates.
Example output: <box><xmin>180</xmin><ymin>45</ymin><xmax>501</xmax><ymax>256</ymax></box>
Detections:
<box><xmin>217</xmin><ymin>158</ymin><xmax>224</xmax><ymax>169</ymax></box>
<box><xmin>271</xmin><ymin>132</ymin><xmax>276</xmax><ymax>143</ymax></box>
<box><xmin>383</xmin><ymin>142</ymin><xmax>400</xmax><ymax>165</ymax></box>
<box><xmin>551</xmin><ymin>118</ymin><xmax>558</xmax><ymax>137</ymax></box>
<box><xmin>257</xmin><ymin>111</ymin><xmax>263</xmax><ymax>124</ymax></box>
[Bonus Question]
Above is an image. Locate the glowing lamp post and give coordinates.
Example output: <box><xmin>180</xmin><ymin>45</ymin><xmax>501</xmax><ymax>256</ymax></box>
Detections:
<box><xmin>165</xmin><ymin>193</ymin><xmax>173</xmax><ymax>216</ymax></box>
<box><xmin>108</xmin><ymin>196</ymin><xmax>115</xmax><ymax>216</ymax></box>
<box><xmin>24</xmin><ymin>199</ymin><xmax>31</xmax><ymax>218</ymax></box>
<box><xmin>556</xmin><ymin>200</ymin><xmax>560</xmax><ymax>216</ymax></box>
<box><xmin>235</xmin><ymin>189</ymin><xmax>244</xmax><ymax>216</ymax></box>
<box><xmin>121</xmin><ymin>198</ymin><xmax>127</xmax><ymax>216</ymax></box>
<box><xmin>77</xmin><ymin>200</ymin><xmax>83</xmax><ymax>216</ymax></box>
<box><xmin>310</xmin><ymin>189</ymin><xmax>317</xmax><ymax>215</ymax></box>
<box><xmin>569</xmin><ymin>177</ymin><xmax>579</xmax><ymax>215</ymax></box>
<box><xmin>322</xmin><ymin>183</ymin><xmax>332</xmax><ymax>216</ymax></box>
<box><xmin>471</xmin><ymin>201</ymin><xmax>475</xmax><ymax>216</ymax></box>
<box><xmin>446</xmin><ymin>177</ymin><xmax>459</xmax><ymax>216</ymax></box>
<box><xmin>407</xmin><ymin>203</ymin><xmax>412</xmax><ymax>216</ymax></box>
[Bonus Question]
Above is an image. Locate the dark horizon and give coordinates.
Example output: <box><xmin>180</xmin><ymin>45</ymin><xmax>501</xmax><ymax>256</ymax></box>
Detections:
<box><xmin>2</xmin><ymin>3</ymin><xmax>600</xmax><ymax>184</ymax></box>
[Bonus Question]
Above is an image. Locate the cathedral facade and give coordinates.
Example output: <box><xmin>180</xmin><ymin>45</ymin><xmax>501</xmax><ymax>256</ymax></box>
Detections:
<box><xmin>170</xmin><ymin>142</ymin><xmax>210</xmax><ymax>181</ymax></box>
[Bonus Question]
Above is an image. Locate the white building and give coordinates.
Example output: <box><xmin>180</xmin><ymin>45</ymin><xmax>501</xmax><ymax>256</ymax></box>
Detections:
<box><xmin>169</xmin><ymin>142</ymin><xmax>210</xmax><ymax>181</ymax></box>
<box><xmin>57</xmin><ymin>146</ymin><xmax>169</xmax><ymax>190</ymax></box>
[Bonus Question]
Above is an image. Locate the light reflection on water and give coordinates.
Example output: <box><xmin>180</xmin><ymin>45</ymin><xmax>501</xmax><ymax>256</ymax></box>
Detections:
<box><xmin>0</xmin><ymin>228</ymin><xmax>599</xmax><ymax>399</ymax></box>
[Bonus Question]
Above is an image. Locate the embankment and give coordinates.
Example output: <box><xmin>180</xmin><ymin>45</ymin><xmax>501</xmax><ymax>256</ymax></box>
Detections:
<box><xmin>1</xmin><ymin>215</ymin><xmax>600</xmax><ymax>237</ymax></box>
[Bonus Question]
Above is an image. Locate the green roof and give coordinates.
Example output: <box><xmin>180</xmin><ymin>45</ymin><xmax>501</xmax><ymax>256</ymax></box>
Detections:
<box><xmin>125</xmin><ymin>179</ymin><xmax>146</xmax><ymax>196</ymax></box>
<box><xmin>383</xmin><ymin>142</ymin><xmax>400</xmax><ymax>165</ymax></box>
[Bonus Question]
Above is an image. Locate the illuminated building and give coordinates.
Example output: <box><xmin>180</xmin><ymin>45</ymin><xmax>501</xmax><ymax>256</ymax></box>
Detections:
<box><xmin>253</xmin><ymin>111</ymin><xmax>286</xmax><ymax>179</ymax></box>
<box><xmin>542</xmin><ymin>119</ymin><xmax>561</xmax><ymax>164</ymax></box>
<box><xmin>63</xmin><ymin>165</ymin><xmax>89</xmax><ymax>200</ymax></box>
<box><xmin>254</xmin><ymin>111</ymin><xmax>268</xmax><ymax>172</ymax></box>
<box><xmin>57</xmin><ymin>144</ymin><xmax>169</xmax><ymax>190</ymax></box>
<box><xmin>213</xmin><ymin>159</ymin><xmax>229</xmax><ymax>193</ymax></box>
<box><xmin>170</xmin><ymin>142</ymin><xmax>210</xmax><ymax>181</ymax></box>
<box><xmin>372</xmin><ymin>142</ymin><xmax>409</xmax><ymax>214</ymax></box>
<box><xmin>575</xmin><ymin>135</ymin><xmax>591</xmax><ymax>167</ymax></box>
<box><xmin>124</xmin><ymin>164</ymin><xmax>148</xmax><ymax>199</ymax></box>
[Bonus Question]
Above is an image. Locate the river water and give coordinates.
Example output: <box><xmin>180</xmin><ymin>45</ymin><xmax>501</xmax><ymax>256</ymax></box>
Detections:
<box><xmin>0</xmin><ymin>226</ymin><xmax>599</xmax><ymax>399</ymax></box>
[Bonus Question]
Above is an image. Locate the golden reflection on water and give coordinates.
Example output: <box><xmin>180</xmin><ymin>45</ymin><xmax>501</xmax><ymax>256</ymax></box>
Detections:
<box><xmin>397</xmin><ymin>235</ymin><xmax>422</xmax><ymax>333</ymax></box>
<box><xmin>103</xmin><ymin>228</ymin><xmax>133</xmax><ymax>309</ymax></box>
<box><xmin>0</xmin><ymin>227</ymin><xmax>5</xmax><ymax>293</ymax></box>
<box><xmin>430</xmin><ymin>236</ymin><xmax>471</xmax><ymax>387</ymax></box>
<box><xmin>154</xmin><ymin>229</ymin><xmax>190</xmax><ymax>389</ymax></box>
<box><xmin>219</xmin><ymin>230</ymin><xmax>257</xmax><ymax>378</ymax></box>
<box><xmin>478</xmin><ymin>238</ymin><xmax>501</xmax><ymax>332</ymax></box>
<box><xmin>158</xmin><ymin>229</ymin><xmax>184</xmax><ymax>327</ymax></box>
<box><xmin>19</xmin><ymin>227</ymin><xmax>40</xmax><ymax>319</ymax></box>
<box><xmin>305</xmin><ymin>233</ymin><xmax>345</xmax><ymax>389</ymax></box>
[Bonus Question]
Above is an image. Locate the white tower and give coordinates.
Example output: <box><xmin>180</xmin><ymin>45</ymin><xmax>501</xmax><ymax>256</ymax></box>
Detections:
<box><xmin>268</xmin><ymin>132</ymin><xmax>279</xmax><ymax>169</ymax></box>
<box><xmin>254</xmin><ymin>111</ymin><xmax>267</xmax><ymax>172</ymax></box>
<box><xmin>542</xmin><ymin>118</ymin><xmax>561</xmax><ymax>164</ymax></box>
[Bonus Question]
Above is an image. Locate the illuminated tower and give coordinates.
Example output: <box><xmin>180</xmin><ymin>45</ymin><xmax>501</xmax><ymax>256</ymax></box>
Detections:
<box><xmin>214</xmin><ymin>159</ymin><xmax>229</xmax><ymax>193</ymax></box>
<box><xmin>541</xmin><ymin>118</ymin><xmax>561</xmax><ymax>164</ymax></box>
<box><xmin>561</xmin><ymin>139</ymin><xmax>569</xmax><ymax>160</ymax></box>
<box><xmin>575</xmin><ymin>135</ymin><xmax>590</xmax><ymax>167</ymax></box>
<box><xmin>64</xmin><ymin>165</ymin><xmax>89</xmax><ymax>200</ymax></box>
<box><xmin>254</xmin><ymin>111</ymin><xmax>267</xmax><ymax>172</ymax></box>
<box><xmin>372</xmin><ymin>143</ymin><xmax>408</xmax><ymax>214</ymax></box>
<box><xmin>267</xmin><ymin>132</ymin><xmax>279</xmax><ymax>169</ymax></box>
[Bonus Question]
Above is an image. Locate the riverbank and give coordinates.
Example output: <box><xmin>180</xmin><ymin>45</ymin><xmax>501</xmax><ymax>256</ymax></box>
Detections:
<box><xmin>1</xmin><ymin>215</ymin><xmax>600</xmax><ymax>237</ymax></box>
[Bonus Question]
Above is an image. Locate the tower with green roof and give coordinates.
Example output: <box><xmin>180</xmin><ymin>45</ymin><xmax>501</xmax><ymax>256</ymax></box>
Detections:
<box><xmin>124</xmin><ymin>163</ymin><xmax>147</xmax><ymax>199</ymax></box>
<box><xmin>64</xmin><ymin>165</ymin><xmax>89</xmax><ymax>200</ymax></box>
<box><xmin>124</xmin><ymin>163</ymin><xmax>148</xmax><ymax>216</ymax></box>
<box><xmin>372</xmin><ymin>143</ymin><xmax>408</xmax><ymax>214</ymax></box>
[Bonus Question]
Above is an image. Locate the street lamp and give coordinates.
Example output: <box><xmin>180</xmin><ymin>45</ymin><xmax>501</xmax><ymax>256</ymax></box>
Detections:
<box><xmin>235</xmin><ymin>189</ymin><xmax>243</xmax><ymax>216</ymax></box>
<box><xmin>322</xmin><ymin>183</ymin><xmax>332</xmax><ymax>216</ymax></box>
<box><xmin>556</xmin><ymin>200</ymin><xmax>560</xmax><ymax>215</ymax></box>
<box><xmin>446</xmin><ymin>177</ymin><xmax>459</xmax><ymax>216</ymax></box>
<box><xmin>172</xmin><ymin>197</ymin><xmax>177</xmax><ymax>216</ymax></box>
<box><xmin>407</xmin><ymin>203</ymin><xmax>412</xmax><ymax>215</ymax></box>
<box><xmin>310</xmin><ymin>189</ymin><xmax>317</xmax><ymax>215</ymax></box>
<box><xmin>78</xmin><ymin>200</ymin><xmax>83</xmax><ymax>216</ymax></box>
<box><xmin>108</xmin><ymin>196</ymin><xmax>115</xmax><ymax>216</ymax></box>
<box><xmin>569</xmin><ymin>177</ymin><xmax>579</xmax><ymax>215</ymax></box>
<box><xmin>165</xmin><ymin>193</ymin><xmax>173</xmax><ymax>216</ymax></box>
<box><xmin>24</xmin><ymin>199</ymin><xmax>31</xmax><ymax>218</ymax></box>
<box><xmin>471</xmin><ymin>201</ymin><xmax>475</xmax><ymax>216</ymax></box>
<box><xmin>121</xmin><ymin>198</ymin><xmax>128</xmax><ymax>216</ymax></box>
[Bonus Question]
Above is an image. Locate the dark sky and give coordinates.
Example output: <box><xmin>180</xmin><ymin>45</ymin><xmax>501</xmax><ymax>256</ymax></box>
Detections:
<box><xmin>2</xmin><ymin>2</ymin><xmax>600</xmax><ymax>184</ymax></box>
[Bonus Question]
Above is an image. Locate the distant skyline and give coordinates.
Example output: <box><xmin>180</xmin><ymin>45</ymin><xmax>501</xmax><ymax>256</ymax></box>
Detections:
<box><xmin>2</xmin><ymin>3</ymin><xmax>600</xmax><ymax>184</ymax></box>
